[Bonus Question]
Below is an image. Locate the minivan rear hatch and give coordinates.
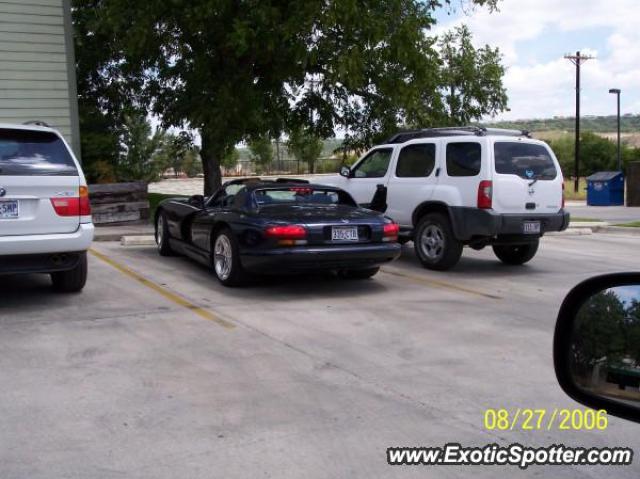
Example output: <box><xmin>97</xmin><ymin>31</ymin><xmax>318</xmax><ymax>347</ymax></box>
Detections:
<box><xmin>0</xmin><ymin>129</ymin><xmax>80</xmax><ymax>236</ymax></box>
<box><xmin>491</xmin><ymin>141</ymin><xmax>563</xmax><ymax>214</ymax></box>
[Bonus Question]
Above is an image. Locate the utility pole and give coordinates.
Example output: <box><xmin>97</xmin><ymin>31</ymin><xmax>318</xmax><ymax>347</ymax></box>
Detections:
<box><xmin>609</xmin><ymin>88</ymin><xmax>621</xmax><ymax>171</ymax></box>
<box><xmin>564</xmin><ymin>51</ymin><xmax>595</xmax><ymax>193</ymax></box>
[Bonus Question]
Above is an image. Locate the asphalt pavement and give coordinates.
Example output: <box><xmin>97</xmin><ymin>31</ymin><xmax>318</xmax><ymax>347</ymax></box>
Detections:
<box><xmin>1</xmin><ymin>234</ymin><xmax>640</xmax><ymax>478</ymax></box>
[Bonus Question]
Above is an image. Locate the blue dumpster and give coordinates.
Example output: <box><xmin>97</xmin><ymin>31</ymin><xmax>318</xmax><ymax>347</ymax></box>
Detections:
<box><xmin>586</xmin><ymin>171</ymin><xmax>625</xmax><ymax>206</ymax></box>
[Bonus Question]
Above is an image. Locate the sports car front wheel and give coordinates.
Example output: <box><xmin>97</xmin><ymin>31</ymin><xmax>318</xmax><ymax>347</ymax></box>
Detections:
<box><xmin>212</xmin><ymin>228</ymin><xmax>247</xmax><ymax>287</ymax></box>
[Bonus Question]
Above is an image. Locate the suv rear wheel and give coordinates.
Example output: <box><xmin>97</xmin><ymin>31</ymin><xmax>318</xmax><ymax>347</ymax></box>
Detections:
<box><xmin>415</xmin><ymin>213</ymin><xmax>463</xmax><ymax>270</ymax></box>
<box><xmin>51</xmin><ymin>252</ymin><xmax>87</xmax><ymax>293</ymax></box>
<box><xmin>493</xmin><ymin>241</ymin><xmax>539</xmax><ymax>265</ymax></box>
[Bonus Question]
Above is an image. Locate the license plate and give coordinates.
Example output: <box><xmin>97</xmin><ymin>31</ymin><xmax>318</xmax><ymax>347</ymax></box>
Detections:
<box><xmin>523</xmin><ymin>221</ymin><xmax>541</xmax><ymax>234</ymax></box>
<box><xmin>332</xmin><ymin>226</ymin><xmax>359</xmax><ymax>241</ymax></box>
<box><xmin>0</xmin><ymin>200</ymin><xmax>18</xmax><ymax>219</ymax></box>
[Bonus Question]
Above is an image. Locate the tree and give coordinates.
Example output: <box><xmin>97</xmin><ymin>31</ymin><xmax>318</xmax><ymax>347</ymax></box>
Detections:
<box><xmin>77</xmin><ymin>0</ymin><xmax>501</xmax><ymax>194</ymax></box>
<box><xmin>248</xmin><ymin>136</ymin><xmax>274</xmax><ymax>170</ymax></box>
<box><xmin>72</xmin><ymin>0</ymin><xmax>144</xmax><ymax>182</ymax></box>
<box><xmin>117</xmin><ymin>113</ymin><xmax>168</xmax><ymax>182</ymax></box>
<box><xmin>220</xmin><ymin>148</ymin><xmax>241</xmax><ymax>171</ymax></box>
<box><xmin>439</xmin><ymin>25</ymin><xmax>508</xmax><ymax>125</ymax></box>
<box><xmin>287</xmin><ymin>129</ymin><xmax>324</xmax><ymax>174</ymax></box>
<box><xmin>154</xmin><ymin>131</ymin><xmax>195</xmax><ymax>178</ymax></box>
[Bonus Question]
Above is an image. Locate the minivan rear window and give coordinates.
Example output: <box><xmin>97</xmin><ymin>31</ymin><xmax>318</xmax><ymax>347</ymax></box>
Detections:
<box><xmin>494</xmin><ymin>142</ymin><xmax>557</xmax><ymax>180</ymax></box>
<box><xmin>0</xmin><ymin>129</ymin><xmax>78</xmax><ymax>176</ymax></box>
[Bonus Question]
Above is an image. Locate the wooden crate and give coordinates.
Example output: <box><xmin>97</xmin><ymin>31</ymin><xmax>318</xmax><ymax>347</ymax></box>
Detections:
<box><xmin>89</xmin><ymin>182</ymin><xmax>150</xmax><ymax>224</ymax></box>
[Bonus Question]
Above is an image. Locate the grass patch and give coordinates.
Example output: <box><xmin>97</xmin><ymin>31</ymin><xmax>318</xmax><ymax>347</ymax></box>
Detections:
<box><xmin>615</xmin><ymin>221</ymin><xmax>640</xmax><ymax>228</ymax></box>
<box><xmin>148</xmin><ymin>192</ymin><xmax>187</xmax><ymax>222</ymax></box>
<box><xmin>571</xmin><ymin>217</ymin><xmax>602</xmax><ymax>222</ymax></box>
<box><xmin>564</xmin><ymin>178</ymin><xmax>587</xmax><ymax>201</ymax></box>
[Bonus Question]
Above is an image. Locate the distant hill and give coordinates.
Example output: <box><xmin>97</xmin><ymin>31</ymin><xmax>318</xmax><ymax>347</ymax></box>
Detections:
<box><xmin>482</xmin><ymin>114</ymin><xmax>640</xmax><ymax>133</ymax></box>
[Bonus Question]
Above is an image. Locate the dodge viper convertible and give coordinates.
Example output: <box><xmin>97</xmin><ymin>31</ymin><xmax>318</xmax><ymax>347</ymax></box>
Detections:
<box><xmin>154</xmin><ymin>179</ymin><xmax>401</xmax><ymax>286</ymax></box>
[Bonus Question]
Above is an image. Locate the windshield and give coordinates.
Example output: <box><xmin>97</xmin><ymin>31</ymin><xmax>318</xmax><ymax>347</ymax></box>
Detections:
<box><xmin>253</xmin><ymin>187</ymin><xmax>356</xmax><ymax>207</ymax></box>
<box><xmin>0</xmin><ymin>129</ymin><xmax>78</xmax><ymax>176</ymax></box>
<box><xmin>494</xmin><ymin>142</ymin><xmax>557</xmax><ymax>180</ymax></box>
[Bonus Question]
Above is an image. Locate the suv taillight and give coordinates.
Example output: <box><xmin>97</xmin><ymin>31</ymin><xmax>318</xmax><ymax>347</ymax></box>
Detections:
<box><xmin>477</xmin><ymin>180</ymin><xmax>492</xmax><ymax>209</ymax></box>
<box><xmin>50</xmin><ymin>186</ymin><xmax>91</xmax><ymax>217</ymax></box>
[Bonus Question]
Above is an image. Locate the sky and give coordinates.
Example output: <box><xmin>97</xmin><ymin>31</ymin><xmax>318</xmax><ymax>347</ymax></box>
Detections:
<box><xmin>433</xmin><ymin>0</ymin><xmax>640</xmax><ymax>121</ymax></box>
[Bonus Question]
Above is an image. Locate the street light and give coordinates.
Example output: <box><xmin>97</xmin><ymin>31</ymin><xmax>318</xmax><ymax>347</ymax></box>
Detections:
<box><xmin>609</xmin><ymin>88</ymin><xmax>621</xmax><ymax>171</ymax></box>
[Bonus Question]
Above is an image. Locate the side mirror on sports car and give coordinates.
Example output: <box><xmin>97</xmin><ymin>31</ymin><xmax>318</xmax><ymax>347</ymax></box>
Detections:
<box><xmin>188</xmin><ymin>194</ymin><xmax>205</xmax><ymax>208</ymax></box>
<box><xmin>340</xmin><ymin>165</ymin><xmax>351</xmax><ymax>178</ymax></box>
<box><xmin>554</xmin><ymin>273</ymin><xmax>640</xmax><ymax>424</ymax></box>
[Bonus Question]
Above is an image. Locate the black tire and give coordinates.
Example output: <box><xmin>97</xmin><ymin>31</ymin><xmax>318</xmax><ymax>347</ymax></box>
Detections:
<box><xmin>212</xmin><ymin>228</ymin><xmax>247</xmax><ymax>287</ymax></box>
<box><xmin>338</xmin><ymin>267</ymin><xmax>380</xmax><ymax>280</ymax></box>
<box><xmin>493</xmin><ymin>240</ymin><xmax>539</xmax><ymax>265</ymax></box>
<box><xmin>155</xmin><ymin>210</ymin><xmax>174</xmax><ymax>256</ymax></box>
<box><xmin>51</xmin><ymin>252</ymin><xmax>88</xmax><ymax>293</ymax></box>
<box><xmin>414</xmin><ymin>213</ymin><xmax>463</xmax><ymax>271</ymax></box>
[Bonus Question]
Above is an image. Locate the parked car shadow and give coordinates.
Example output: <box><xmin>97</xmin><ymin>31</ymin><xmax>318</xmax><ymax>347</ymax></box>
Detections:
<box><xmin>395</xmin><ymin>243</ymin><xmax>544</xmax><ymax>278</ymax></box>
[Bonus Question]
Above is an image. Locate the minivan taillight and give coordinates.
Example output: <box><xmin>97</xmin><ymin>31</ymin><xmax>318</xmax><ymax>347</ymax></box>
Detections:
<box><xmin>477</xmin><ymin>180</ymin><xmax>493</xmax><ymax>209</ymax></box>
<box><xmin>50</xmin><ymin>186</ymin><xmax>91</xmax><ymax>217</ymax></box>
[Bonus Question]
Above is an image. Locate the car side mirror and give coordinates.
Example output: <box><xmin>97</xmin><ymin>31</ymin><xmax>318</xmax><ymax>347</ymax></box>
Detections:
<box><xmin>340</xmin><ymin>165</ymin><xmax>351</xmax><ymax>178</ymax></box>
<box><xmin>554</xmin><ymin>273</ymin><xmax>640</xmax><ymax>423</ymax></box>
<box><xmin>188</xmin><ymin>194</ymin><xmax>205</xmax><ymax>208</ymax></box>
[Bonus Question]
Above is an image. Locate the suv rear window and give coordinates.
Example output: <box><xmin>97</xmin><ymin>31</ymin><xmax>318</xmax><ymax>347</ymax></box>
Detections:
<box><xmin>446</xmin><ymin>142</ymin><xmax>481</xmax><ymax>177</ymax></box>
<box><xmin>396</xmin><ymin>144</ymin><xmax>436</xmax><ymax>177</ymax></box>
<box><xmin>494</xmin><ymin>142</ymin><xmax>557</xmax><ymax>180</ymax></box>
<box><xmin>0</xmin><ymin>129</ymin><xmax>78</xmax><ymax>176</ymax></box>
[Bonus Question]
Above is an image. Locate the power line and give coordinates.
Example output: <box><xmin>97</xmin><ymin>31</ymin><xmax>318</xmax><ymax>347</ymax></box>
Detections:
<box><xmin>564</xmin><ymin>51</ymin><xmax>595</xmax><ymax>194</ymax></box>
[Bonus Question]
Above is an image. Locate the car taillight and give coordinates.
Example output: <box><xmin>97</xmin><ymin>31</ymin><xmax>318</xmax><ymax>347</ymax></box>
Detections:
<box><xmin>382</xmin><ymin>222</ymin><xmax>399</xmax><ymax>242</ymax></box>
<box><xmin>477</xmin><ymin>180</ymin><xmax>492</xmax><ymax>209</ymax></box>
<box><xmin>50</xmin><ymin>186</ymin><xmax>92</xmax><ymax>217</ymax></box>
<box><xmin>562</xmin><ymin>181</ymin><xmax>565</xmax><ymax>209</ymax></box>
<box><xmin>265</xmin><ymin>225</ymin><xmax>307</xmax><ymax>245</ymax></box>
<box><xmin>79</xmin><ymin>186</ymin><xmax>91</xmax><ymax>216</ymax></box>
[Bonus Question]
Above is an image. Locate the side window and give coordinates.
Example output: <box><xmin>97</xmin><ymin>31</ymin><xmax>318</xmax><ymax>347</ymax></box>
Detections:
<box><xmin>352</xmin><ymin>149</ymin><xmax>392</xmax><ymax>178</ymax></box>
<box><xmin>395</xmin><ymin>144</ymin><xmax>436</xmax><ymax>178</ymax></box>
<box><xmin>446</xmin><ymin>142</ymin><xmax>481</xmax><ymax>177</ymax></box>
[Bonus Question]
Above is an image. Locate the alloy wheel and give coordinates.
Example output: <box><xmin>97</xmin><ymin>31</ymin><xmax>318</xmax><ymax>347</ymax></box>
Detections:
<box><xmin>214</xmin><ymin>234</ymin><xmax>233</xmax><ymax>280</ymax></box>
<box><xmin>420</xmin><ymin>224</ymin><xmax>445</xmax><ymax>260</ymax></box>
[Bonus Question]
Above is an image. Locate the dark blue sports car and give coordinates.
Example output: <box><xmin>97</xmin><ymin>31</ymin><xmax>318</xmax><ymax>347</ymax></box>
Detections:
<box><xmin>155</xmin><ymin>179</ymin><xmax>401</xmax><ymax>286</ymax></box>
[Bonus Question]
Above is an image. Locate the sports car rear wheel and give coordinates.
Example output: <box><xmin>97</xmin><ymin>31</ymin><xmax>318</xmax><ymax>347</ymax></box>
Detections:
<box><xmin>338</xmin><ymin>267</ymin><xmax>380</xmax><ymax>280</ymax></box>
<box><xmin>213</xmin><ymin>228</ymin><xmax>246</xmax><ymax>287</ymax></box>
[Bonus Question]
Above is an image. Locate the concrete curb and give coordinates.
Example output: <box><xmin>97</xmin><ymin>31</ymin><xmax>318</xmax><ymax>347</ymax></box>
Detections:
<box><xmin>120</xmin><ymin>235</ymin><xmax>156</xmax><ymax>246</ymax></box>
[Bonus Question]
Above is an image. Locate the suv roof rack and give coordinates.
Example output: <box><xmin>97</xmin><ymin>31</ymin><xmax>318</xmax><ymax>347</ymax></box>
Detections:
<box><xmin>385</xmin><ymin>126</ymin><xmax>531</xmax><ymax>143</ymax></box>
<box><xmin>22</xmin><ymin>120</ymin><xmax>51</xmax><ymax>128</ymax></box>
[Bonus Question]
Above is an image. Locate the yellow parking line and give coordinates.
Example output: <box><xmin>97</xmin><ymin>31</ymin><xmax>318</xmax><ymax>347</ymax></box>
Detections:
<box><xmin>89</xmin><ymin>248</ymin><xmax>235</xmax><ymax>329</ymax></box>
<box><xmin>381</xmin><ymin>268</ymin><xmax>502</xmax><ymax>300</ymax></box>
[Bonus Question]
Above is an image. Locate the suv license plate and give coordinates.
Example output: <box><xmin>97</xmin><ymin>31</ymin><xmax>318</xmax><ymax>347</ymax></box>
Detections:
<box><xmin>332</xmin><ymin>226</ymin><xmax>358</xmax><ymax>241</ymax></box>
<box><xmin>523</xmin><ymin>221</ymin><xmax>541</xmax><ymax>234</ymax></box>
<box><xmin>0</xmin><ymin>200</ymin><xmax>18</xmax><ymax>219</ymax></box>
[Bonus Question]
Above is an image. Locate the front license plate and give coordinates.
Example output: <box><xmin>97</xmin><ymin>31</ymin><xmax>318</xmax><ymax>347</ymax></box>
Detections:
<box><xmin>523</xmin><ymin>221</ymin><xmax>541</xmax><ymax>234</ymax></box>
<box><xmin>0</xmin><ymin>200</ymin><xmax>18</xmax><ymax>219</ymax></box>
<box><xmin>332</xmin><ymin>226</ymin><xmax>359</xmax><ymax>241</ymax></box>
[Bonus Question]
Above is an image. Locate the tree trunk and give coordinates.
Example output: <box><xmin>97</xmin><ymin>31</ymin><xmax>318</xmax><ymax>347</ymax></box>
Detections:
<box><xmin>200</xmin><ymin>127</ymin><xmax>224</xmax><ymax>195</ymax></box>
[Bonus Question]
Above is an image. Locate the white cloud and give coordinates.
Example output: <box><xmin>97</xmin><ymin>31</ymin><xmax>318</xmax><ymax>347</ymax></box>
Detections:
<box><xmin>435</xmin><ymin>0</ymin><xmax>640</xmax><ymax>120</ymax></box>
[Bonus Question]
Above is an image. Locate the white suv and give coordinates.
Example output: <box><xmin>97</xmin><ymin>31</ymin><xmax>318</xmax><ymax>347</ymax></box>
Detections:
<box><xmin>0</xmin><ymin>123</ymin><xmax>94</xmax><ymax>292</ymax></box>
<box><xmin>329</xmin><ymin>127</ymin><xmax>569</xmax><ymax>270</ymax></box>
